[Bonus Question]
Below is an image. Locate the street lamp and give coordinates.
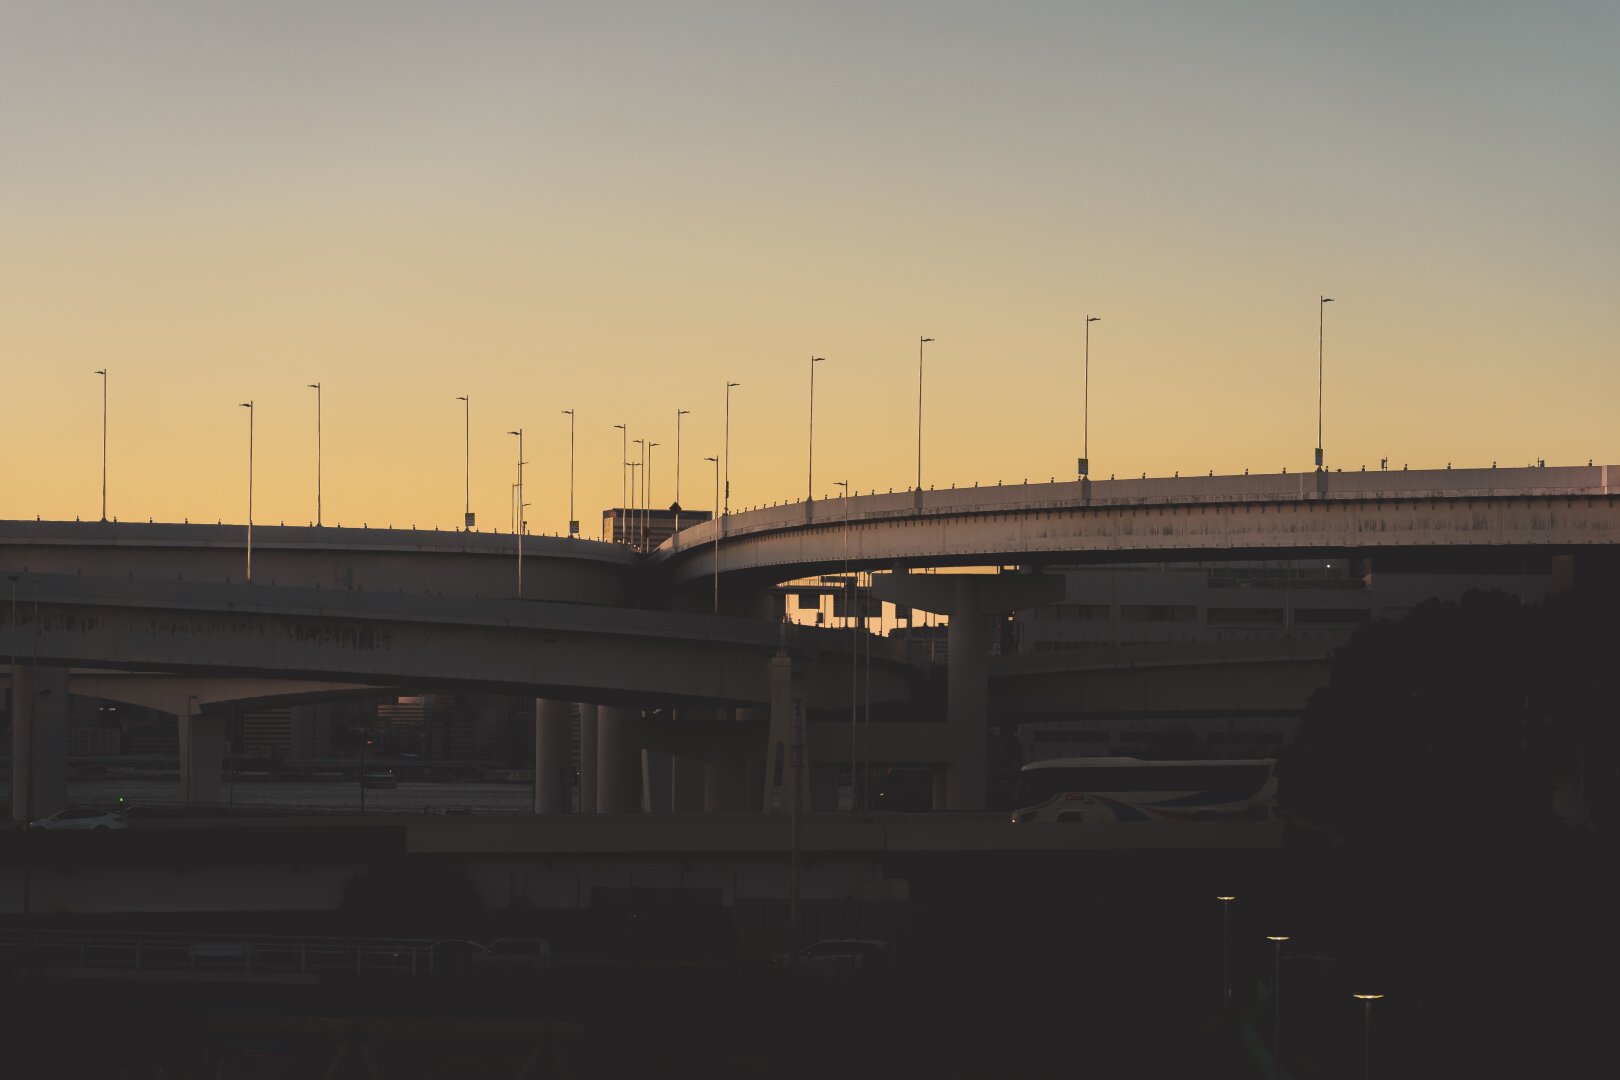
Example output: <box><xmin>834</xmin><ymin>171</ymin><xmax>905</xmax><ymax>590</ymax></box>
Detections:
<box><xmin>916</xmin><ymin>337</ymin><xmax>934</xmax><ymax>493</ymax></box>
<box><xmin>724</xmin><ymin>382</ymin><xmax>739</xmax><ymax>516</ymax></box>
<box><xmin>675</xmin><ymin>409</ymin><xmax>690</xmax><ymax>531</ymax></box>
<box><xmin>308</xmin><ymin>383</ymin><xmax>322</xmax><ymax>526</ymax></box>
<box><xmin>705</xmin><ymin>456</ymin><xmax>720</xmax><ymax>613</ymax></box>
<box><xmin>562</xmin><ymin>409</ymin><xmax>577</xmax><ymax>535</ymax></box>
<box><xmin>632</xmin><ymin>438</ymin><xmax>645</xmax><ymax>548</ymax></box>
<box><xmin>1081</xmin><ymin>317</ymin><xmax>1100</xmax><ymax>477</ymax></box>
<box><xmin>613</xmin><ymin>423</ymin><xmax>627</xmax><ymax>542</ymax></box>
<box><xmin>808</xmin><ymin>356</ymin><xmax>824</xmax><ymax>502</ymax></box>
<box><xmin>240</xmin><ymin>402</ymin><xmax>254</xmax><ymax>583</ymax></box>
<box><xmin>638</xmin><ymin>443</ymin><xmax>651</xmax><ymax>550</ymax></box>
<box><xmin>94</xmin><ymin>369</ymin><xmax>108</xmax><ymax>521</ymax></box>
<box><xmin>1217</xmin><ymin>896</ymin><xmax>1236</xmax><ymax>1010</ymax></box>
<box><xmin>508</xmin><ymin>429</ymin><xmax>525</xmax><ymax>596</ymax></box>
<box><xmin>1316</xmin><ymin>296</ymin><xmax>1334</xmax><ymax>470</ymax></box>
<box><xmin>1353</xmin><ymin>993</ymin><xmax>1385</xmax><ymax>1080</ymax></box>
<box><xmin>456</xmin><ymin>395</ymin><xmax>473</xmax><ymax>528</ymax></box>
<box><xmin>1267</xmin><ymin>935</ymin><xmax>1291</xmax><ymax>1080</ymax></box>
<box><xmin>836</xmin><ymin>479</ymin><xmax>855</xmax><ymax>809</ymax></box>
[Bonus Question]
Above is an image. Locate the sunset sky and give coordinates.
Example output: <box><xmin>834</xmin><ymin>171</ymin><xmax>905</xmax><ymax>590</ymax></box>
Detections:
<box><xmin>3</xmin><ymin>2</ymin><xmax>1615</xmax><ymax>534</ymax></box>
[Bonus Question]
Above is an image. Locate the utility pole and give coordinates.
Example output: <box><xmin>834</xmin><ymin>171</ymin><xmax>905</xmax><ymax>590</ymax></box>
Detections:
<box><xmin>94</xmin><ymin>369</ymin><xmax>108</xmax><ymax>521</ymax></box>
<box><xmin>309</xmin><ymin>382</ymin><xmax>322</xmax><ymax>526</ymax></box>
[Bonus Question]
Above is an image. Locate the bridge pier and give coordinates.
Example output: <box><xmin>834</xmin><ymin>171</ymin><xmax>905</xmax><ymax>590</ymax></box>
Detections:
<box><xmin>872</xmin><ymin>571</ymin><xmax>1064</xmax><ymax>811</ymax></box>
<box><xmin>762</xmin><ymin>655</ymin><xmax>810</xmax><ymax>813</ymax></box>
<box><xmin>179</xmin><ymin>700</ymin><xmax>227</xmax><ymax>807</ymax></box>
<box><xmin>10</xmin><ymin>664</ymin><xmax>68</xmax><ymax>822</ymax></box>
<box><xmin>595</xmin><ymin>706</ymin><xmax>642</xmax><ymax>813</ymax></box>
<box><xmin>533</xmin><ymin>699</ymin><xmax>573</xmax><ymax>814</ymax></box>
<box><xmin>578</xmin><ymin>704</ymin><xmax>598</xmax><ymax>814</ymax></box>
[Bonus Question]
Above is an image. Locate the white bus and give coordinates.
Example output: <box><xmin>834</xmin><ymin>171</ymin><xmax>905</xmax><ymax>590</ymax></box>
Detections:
<box><xmin>1009</xmin><ymin>757</ymin><xmax>1277</xmax><ymax>823</ymax></box>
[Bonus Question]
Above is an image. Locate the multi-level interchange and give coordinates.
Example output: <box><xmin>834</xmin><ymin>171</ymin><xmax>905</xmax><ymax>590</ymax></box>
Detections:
<box><xmin>5</xmin><ymin>463</ymin><xmax>1615</xmax><ymax>824</ymax></box>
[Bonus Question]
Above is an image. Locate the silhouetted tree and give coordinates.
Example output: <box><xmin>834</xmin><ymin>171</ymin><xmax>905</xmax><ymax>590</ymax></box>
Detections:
<box><xmin>1283</xmin><ymin>588</ymin><xmax>1615</xmax><ymax>845</ymax></box>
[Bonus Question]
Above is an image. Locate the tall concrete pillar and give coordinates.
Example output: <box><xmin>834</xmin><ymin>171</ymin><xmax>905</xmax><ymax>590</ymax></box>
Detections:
<box><xmin>179</xmin><ymin>703</ymin><xmax>227</xmax><ymax>807</ymax></box>
<box><xmin>596</xmin><ymin>706</ymin><xmax>642</xmax><ymax>814</ymax></box>
<box><xmin>533</xmin><ymin>699</ymin><xmax>573</xmax><ymax>814</ymax></box>
<box><xmin>578</xmin><ymin>704</ymin><xmax>598</xmax><ymax>814</ymax></box>
<box><xmin>762</xmin><ymin>654</ymin><xmax>809</xmax><ymax>813</ymax></box>
<box><xmin>871</xmin><ymin>570</ymin><xmax>1064</xmax><ymax>811</ymax></box>
<box><xmin>10</xmin><ymin>665</ymin><xmax>68</xmax><ymax>823</ymax></box>
<box><xmin>945</xmin><ymin>583</ymin><xmax>991</xmax><ymax>812</ymax></box>
<box><xmin>642</xmin><ymin>749</ymin><xmax>673</xmax><ymax>813</ymax></box>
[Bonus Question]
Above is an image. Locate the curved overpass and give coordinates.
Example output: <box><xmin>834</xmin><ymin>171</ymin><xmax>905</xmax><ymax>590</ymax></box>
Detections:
<box><xmin>0</xmin><ymin>520</ymin><xmax>638</xmax><ymax>605</ymax></box>
<box><xmin>656</xmin><ymin>464</ymin><xmax>1620</xmax><ymax>589</ymax></box>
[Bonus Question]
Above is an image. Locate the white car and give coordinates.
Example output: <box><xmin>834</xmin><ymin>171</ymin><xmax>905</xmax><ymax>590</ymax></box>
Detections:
<box><xmin>778</xmin><ymin>939</ymin><xmax>892</xmax><ymax>979</ymax></box>
<box><xmin>28</xmin><ymin>807</ymin><xmax>127</xmax><ymax>830</ymax></box>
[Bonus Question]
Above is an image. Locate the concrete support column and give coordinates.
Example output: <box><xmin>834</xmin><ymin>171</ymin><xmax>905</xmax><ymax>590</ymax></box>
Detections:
<box><xmin>945</xmin><ymin>581</ymin><xmax>991</xmax><ymax>812</ymax></box>
<box><xmin>10</xmin><ymin>664</ymin><xmax>68</xmax><ymax>823</ymax></box>
<box><xmin>578</xmin><ymin>704</ymin><xmax>598</xmax><ymax>814</ymax></box>
<box><xmin>533</xmin><ymin>699</ymin><xmax>573</xmax><ymax>814</ymax></box>
<box><xmin>642</xmin><ymin>749</ymin><xmax>672</xmax><ymax>813</ymax></box>
<box><xmin>596</xmin><ymin>706</ymin><xmax>642</xmax><ymax>814</ymax></box>
<box><xmin>762</xmin><ymin>654</ymin><xmax>809</xmax><ymax>813</ymax></box>
<box><xmin>179</xmin><ymin>703</ymin><xmax>227</xmax><ymax>807</ymax></box>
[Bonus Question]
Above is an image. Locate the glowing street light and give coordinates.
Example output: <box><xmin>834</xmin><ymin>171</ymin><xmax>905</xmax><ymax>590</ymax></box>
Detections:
<box><xmin>1267</xmin><ymin>935</ymin><xmax>1291</xmax><ymax>1080</ymax></box>
<box><xmin>1353</xmin><ymin>993</ymin><xmax>1386</xmax><ymax>1080</ymax></box>
<box><xmin>1217</xmin><ymin>896</ymin><xmax>1237</xmax><ymax>1009</ymax></box>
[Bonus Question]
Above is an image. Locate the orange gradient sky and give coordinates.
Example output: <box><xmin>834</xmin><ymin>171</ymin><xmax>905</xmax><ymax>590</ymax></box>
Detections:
<box><xmin>2</xmin><ymin>3</ymin><xmax>1616</xmax><ymax>534</ymax></box>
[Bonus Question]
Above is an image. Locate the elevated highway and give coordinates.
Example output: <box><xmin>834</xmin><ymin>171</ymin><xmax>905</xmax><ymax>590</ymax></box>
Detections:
<box><xmin>658</xmin><ymin>464</ymin><xmax>1619</xmax><ymax>588</ymax></box>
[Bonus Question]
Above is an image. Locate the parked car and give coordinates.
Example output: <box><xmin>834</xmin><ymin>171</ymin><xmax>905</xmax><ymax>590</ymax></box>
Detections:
<box><xmin>469</xmin><ymin>938</ymin><xmax>552</xmax><ymax>972</ymax></box>
<box><xmin>775</xmin><ymin>939</ymin><xmax>892</xmax><ymax>979</ymax></box>
<box><xmin>28</xmin><ymin>807</ymin><xmax>127</xmax><ymax>830</ymax></box>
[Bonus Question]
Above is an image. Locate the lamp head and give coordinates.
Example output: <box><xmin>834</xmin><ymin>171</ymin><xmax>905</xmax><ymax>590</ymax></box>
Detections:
<box><xmin>1322</xmin><ymin>296</ymin><xmax>1335</xmax><ymax>303</ymax></box>
<box><xmin>728</xmin><ymin>381</ymin><xmax>740</xmax><ymax>388</ymax></box>
<box><xmin>811</xmin><ymin>356</ymin><xmax>823</xmax><ymax>363</ymax></box>
<box><xmin>95</xmin><ymin>369</ymin><xmax>107</xmax><ymax>375</ymax></box>
<box><xmin>704</xmin><ymin>455</ymin><xmax>718</xmax><ymax>462</ymax></box>
<box><xmin>678</xmin><ymin>409</ymin><xmax>690</xmax><ymax>416</ymax></box>
<box><xmin>308</xmin><ymin>383</ymin><xmax>320</xmax><ymax>390</ymax></box>
<box><xmin>1266</xmin><ymin>935</ymin><xmax>1290</xmax><ymax>943</ymax></box>
<box><xmin>1087</xmin><ymin>316</ymin><xmax>1100</xmax><ymax>323</ymax></box>
<box><xmin>240</xmin><ymin>402</ymin><xmax>252</xmax><ymax>409</ymax></box>
<box><xmin>1353</xmin><ymin>993</ymin><xmax>1384</xmax><ymax>1000</ymax></box>
<box><xmin>921</xmin><ymin>337</ymin><xmax>934</xmax><ymax>343</ymax></box>
<box><xmin>1216</xmin><ymin>895</ymin><xmax>1236</xmax><ymax>902</ymax></box>
<box><xmin>457</xmin><ymin>395</ymin><xmax>468</xmax><ymax>402</ymax></box>
<box><xmin>562</xmin><ymin>409</ymin><xmax>573</xmax><ymax>415</ymax></box>
<box><xmin>508</xmin><ymin>430</ymin><xmax>521</xmax><ymax>436</ymax></box>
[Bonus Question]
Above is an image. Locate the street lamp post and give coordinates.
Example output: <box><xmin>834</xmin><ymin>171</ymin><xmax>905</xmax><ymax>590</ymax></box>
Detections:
<box><xmin>1217</xmin><ymin>896</ymin><xmax>1236</xmax><ymax>1010</ymax></box>
<box><xmin>508</xmin><ymin>429</ymin><xmax>525</xmax><ymax>596</ymax></box>
<box><xmin>562</xmin><ymin>410</ymin><xmax>577</xmax><ymax>535</ymax></box>
<box><xmin>675</xmin><ymin>409</ymin><xmax>690</xmax><ymax>531</ymax></box>
<box><xmin>1353</xmin><ymin>994</ymin><xmax>1385</xmax><ymax>1080</ymax></box>
<box><xmin>916</xmin><ymin>337</ymin><xmax>934</xmax><ymax>493</ymax></box>
<box><xmin>1267</xmin><ymin>935</ymin><xmax>1291</xmax><ymax>1080</ymax></box>
<box><xmin>632</xmin><ymin>438</ymin><xmax>645</xmax><ymax>549</ymax></box>
<box><xmin>94</xmin><ymin>369</ymin><xmax>108</xmax><ymax>521</ymax></box>
<box><xmin>613</xmin><ymin>424</ymin><xmax>627</xmax><ymax>542</ymax></box>
<box><xmin>1081</xmin><ymin>316</ymin><xmax>1100</xmax><ymax>477</ymax></box>
<box><xmin>808</xmin><ymin>356</ymin><xmax>823</xmax><ymax>502</ymax></box>
<box><xmin>308</xmin><ymin>383</ymin><xmax>322</xmax><ymax>526</ymax></box>
<box><xmin>1317</xmin><ymin>296</ymin><xmax>1334</xmax><ymax>470</ymax></box>
<box><xmin>638</xmin><ymin>443</ymin><xmax>651</xmax><ymax>550</ymax></box>
<box><xmin>836</xmin><ymin>479</ymin><xmax>855</xmax><ymax>809</ymax></box>
<box><xmin>240</xmin><ymin>401</ymin><xmax>254</xmax><ymax>583</ymax></box>
<box><xmin>724</xmin><ymin>382</ymin><xmax>739</xmax><ymax>516</ymax></box>
<box><xmin>456</xmin><ymin>395</ymin><xmax>473</xmax><ymax>528</ymax></box>
<box><xmin>705</xmin><ymin>456</ymin><xmax>720</xmax><ymax>613</ymax></box>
